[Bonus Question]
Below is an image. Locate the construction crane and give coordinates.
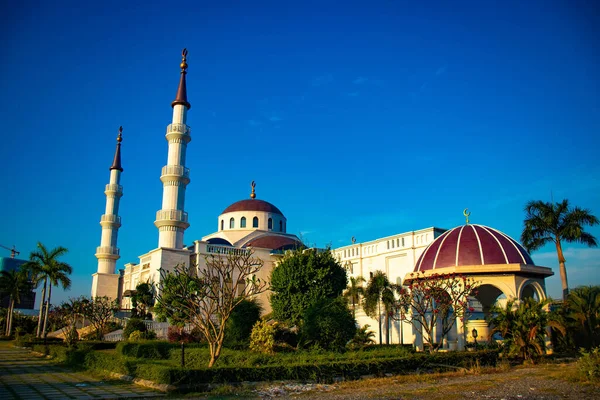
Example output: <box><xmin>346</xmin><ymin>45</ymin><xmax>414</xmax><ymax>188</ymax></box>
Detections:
<box><xmin>0</xmin><ymin>244</ymin><xmax>20</xmax><ymax>258</ymax></box>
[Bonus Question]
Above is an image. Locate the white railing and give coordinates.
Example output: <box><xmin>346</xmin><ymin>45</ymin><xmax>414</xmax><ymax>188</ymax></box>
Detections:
<box><xmin>155</xmin><ymin>209</ymin><xmax>188</xmax><ymax>223</ymax></box>
<box><xmin>161</xmin><ymin>165</ymin><xmax>190</xmax><ymax>179</ymax></box>
<box><xmin>166</xmin><ymin>123</ymin><xmax>191</xmax><ymax>136</ymax></box>
<box><xmin>100</xmin><ymin>214</ymin><xmax>121</xmax><ymax>224</ymax></box>
<box><xmin>206</xmin><ymin>245</ymin><xmax>249</xmax><ymax>256</ymax></box>
<box><xmin>103</xmin><ymin>329</ymin><xmax>123</xmax><ymax>342</ymax></box>
<box><xmin>105</xmin><ymin>184</ymin><xmax>123</xmax><ymax>194</ymax></box>
<box><xmin>96</xmin><ymin>246</ymin><xmax>120</xmax><ymax>256</ymax></box>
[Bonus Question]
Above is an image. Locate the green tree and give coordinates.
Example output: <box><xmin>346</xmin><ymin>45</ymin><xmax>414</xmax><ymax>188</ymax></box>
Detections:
<box><xmin>22</xmin><ymin>243</ymin><xmax>72</xmax><ymax>337</ymax></box>
<box><xmin>363</xmin><ymin>271</ymin><xmax>397</xmax><ymax>345</ymax></box>
<box><xmin>131</xmin><ymin>282</ymin><xmax>154</xmax><ymax>319</ymax></box>
<box><xmin>0</xmin><ymin>269</ymin><xmax>31</xmax><ymax>336</ymax></box>
<box><xmin>270</xmin><ymin>248</ymin><xmax>347</xmax><ymax>326</ymax></box>
<box><xmin>344</xmin><ymin>276</ymin><xmax>366</xmax><ymax>318</ymax></box>
<box><xmin>488</xmin><ymin>298</ymin><xmax>565</xmax><ymax>362</ymax></box>
<box><xmin>566</xmin><ymin>285</ymin><xmax>600</xmax><ymax>349</ymax></box>
<box><xmin>521</xmin><ymin>199</ymin><xmax>598</xmax><ymax>301</ymax></box>
<box><xmin>300</xmin><ymin>297</ymin><xmax>356</xmax><ymax>351</ymax></box>
<box><xmin>155</xmin><ymin>249</ymin><xmax>267</xmax><ymax>367</ymax></box>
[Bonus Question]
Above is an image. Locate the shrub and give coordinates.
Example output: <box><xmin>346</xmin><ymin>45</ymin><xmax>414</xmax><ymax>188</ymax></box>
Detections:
<box><xmin>300</xmin><ymin>297</ymin><xmax>356</xmax><ymax>351</ymax></box>
<box><xmin>348</xmin><ymin>325</ymin><xmax>376</xmax><ymax>349</ymax></box>
<box><xmin>167</xmin><ymin>326</ymin><xmax>203</xmax><ymax>343</ymax></box>
<box><xmin>577</xmin><ymin>347</ymin><xmax>600</xmax><ymax>382</ymax></box>
<box><xmin>250</xmin><ymin>320</ymin><xmax>277</xmax><ymax>354</ymax></box>
<box><xmin>128</xmin><ymin>330</ymin><xmax>157</xmax><ymax>341</ymax></box>
<box><xmin>225</xmin><ymin>298</ymin><xmax>262</xmax><ymax>348</ymax></box>
<box><xmin>123</xmin><ymin>318</ymin><xmax>147</xmax><ymax>340</ymax></box>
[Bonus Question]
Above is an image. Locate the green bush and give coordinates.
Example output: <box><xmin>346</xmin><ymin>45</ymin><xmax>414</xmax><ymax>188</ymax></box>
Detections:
<box><xmin>577</xmin><ymin>347</ymin><xmax>600</xmax><ymax>382</ymax></box>
<box><xmin>300</xmin><ymin>297</ymin><xmax>356</xmax><ymax>351</ymax></box>
<box><xmin>128</xmin><ymin>330</ymin><xmax>157</xmax><ymax>341</ymax></box>
<box><xmin>123</xmin><ymin>318</ymin><xmax>148</xmax><ymax>340</ymax></box>
<box><xmin>116</xmin><ymin>340</ymin><xmax>171</xmax><ymax>359</ymax></box>
<box><xmin>225</xmin><ymin>298</ymin><xmax>262</xmax><ymax>348</ymax></box>
<box><xmin>250</xmin><ymin>320</ymin><xmax>277</xmax><ymax>354</ymax></box>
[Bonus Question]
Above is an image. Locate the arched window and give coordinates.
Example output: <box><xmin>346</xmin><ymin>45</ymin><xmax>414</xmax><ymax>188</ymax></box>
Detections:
<box><xmin>268</xmin><ymin>218</ymin><xmax>273</xmax><ymax>230</ymax></box>
<box><xmin>229</xmin><ymin>217</ymin><xmax>235</xmax><ymax>229</ymax></box>
<box><xmin>220</xmin><ymin>220</ymin><xmax>224</xmax><ymax>230</ymax></box>
<box><xmin>240</xmin><ymin>216</ymin><xmax>246</xmax><ymax>228</ymax></box>
<box><xmin>252</xmin><ymin>216</ymin><xmax>259</xmax><ymax>228</ymax></box>
<box><xmin>279</xmin><ymin>220</ymin><xmax>283</xmax><ymax>232</ymax></box>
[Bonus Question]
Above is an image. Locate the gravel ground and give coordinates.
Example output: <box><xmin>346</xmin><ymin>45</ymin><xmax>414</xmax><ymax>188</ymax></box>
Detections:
<box><xmin>243</xmin><ymin>363</ymin><xmax>600</xmax><ymax>400</ymax></box>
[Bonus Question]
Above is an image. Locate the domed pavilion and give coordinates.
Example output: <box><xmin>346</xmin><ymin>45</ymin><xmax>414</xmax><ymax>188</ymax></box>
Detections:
<box><xmin>404</xmin><ymin>216</ymin><xmax>553</xmax><ymax>350</ymax></box>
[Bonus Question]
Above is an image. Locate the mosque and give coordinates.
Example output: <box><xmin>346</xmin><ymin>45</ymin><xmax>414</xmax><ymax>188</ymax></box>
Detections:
<box><xmin>90</xmin><ymin>49</ymin><xmax>554</xmax><ymax>348</ymax></box>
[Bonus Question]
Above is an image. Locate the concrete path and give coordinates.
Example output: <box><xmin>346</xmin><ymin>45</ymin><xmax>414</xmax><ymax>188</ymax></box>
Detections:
<box><xmin>0</xmin><ymin>345</ymin><xmax>164</xmax><ymax>399</ymax></box>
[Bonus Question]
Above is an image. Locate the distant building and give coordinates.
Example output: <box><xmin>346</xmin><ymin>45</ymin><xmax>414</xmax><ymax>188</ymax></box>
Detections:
<box><xmin>0</xmin><ymin>257</ymin><xmax>36</xmax><ymax>309</ymax></box>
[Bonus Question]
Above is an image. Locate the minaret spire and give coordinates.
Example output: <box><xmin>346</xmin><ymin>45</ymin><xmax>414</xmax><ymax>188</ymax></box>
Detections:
<box><xmin>155</xmin><ymin>49</ymin><xmax>192</xmax><ymax>249</ymax></box>
<box><xmin>171</xmin><ymin>48</ymin><xmax>191</xmax><ymax>109</ymax></box>
<box><xmin>110</xmin><ymin>126</ymin><xmax>123</xmax><ymax>172</ymax></box>
<box><xmin>92</xmin><ymin>127</ymin><xmax>124</xmax><ymax>300</ymax></box>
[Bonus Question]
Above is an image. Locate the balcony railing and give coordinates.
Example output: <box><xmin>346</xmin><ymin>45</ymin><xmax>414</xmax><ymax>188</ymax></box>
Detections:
<box><xmin>105</xmin><ymin>184</ymin><xmax>123</xmax><ymax>194</ymax></box>
<box><xmin>96</xmin><ymin>246</ymin><xmax>120</xmax><ymax>256</ymax></box>
<box><xmin>161</xmin><ymin>165</ymin><xmax>190</xmax><ymax>179</ymax></box>
<box><xmin>155</xmin><ymin>209</ymin><xmax>188</xmax><ymax>223</ymax></box>
<box><xmin>206</xmin><ymin>245</ymin><xmax>249</xmax><ymax>256</ymax></box>
<box><xmin>166</xmin><ymin>123</ymin><xmax>191</xmax><ymax>136</ymax></box>
<box><xmin>100</xmin><ymin>214</ymin><xmax>121</xmax><ymax>224</ymax></box>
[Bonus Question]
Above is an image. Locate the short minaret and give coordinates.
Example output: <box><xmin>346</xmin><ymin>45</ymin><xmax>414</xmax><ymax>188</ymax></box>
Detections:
<box><xmin>155</xmin><ymin>48</ymin><xmax>192</xmax><ymax>249</ymax></box>
<box><xmin>91</xmin><ymin>127</ymin><xmax>124</xmax><ymax>300</ymax></box>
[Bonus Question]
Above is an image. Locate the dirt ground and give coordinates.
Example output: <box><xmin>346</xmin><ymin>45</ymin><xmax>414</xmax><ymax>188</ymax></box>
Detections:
<box><xmin>185</xmin><ymin>362</ymin><xmax>600</xmax><ymax>399</ymax></box>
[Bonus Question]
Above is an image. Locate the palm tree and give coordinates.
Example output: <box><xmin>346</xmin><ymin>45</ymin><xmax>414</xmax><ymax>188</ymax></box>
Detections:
<box><xmin>0</xmin><ymin>269</ymin><xmax>31</xmax><ymax>336</ymax></box>
<box><xmin>521</xmin><ymin>199</ymin><xmax>598</xmax><ymax>301</ymax></box>
<box><xmin>566</xmin><ymin>285</ymin><xmax>600</xmax><ymax>349</ymax></box>
<box><xmin>343</xmin><ymin>276</ymin><xmax>365</xmax><ymax>318</ymax></box>
<box><xmin>363</xmin><ymin>271</ymin><xmax>398</xmax><ymax>344</ymax></box>
<box><xmin>22</xmin><ymin>243</ymin><xmax>72</xmax><ymax>337</ymax></box>
<box><xmin>488</xmin><ymin>298</ymin><xmax>565</xmax><ymax>362</ymax></box>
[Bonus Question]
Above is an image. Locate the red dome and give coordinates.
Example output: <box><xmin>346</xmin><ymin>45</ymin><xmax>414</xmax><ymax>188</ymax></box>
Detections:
<box><xmin>222</xmin><ymin>199</ymin><xmax>284</xmax><ymax>216</ymax></box>
<box><xmin>415</xmin><ymin>224</ymin><xmax>534</xmax><ymax>272</ymax></box>
<box><xmin>244</xmin><ymin>235</ymin><xmax>302</xmax><ymax>250</ymax></box>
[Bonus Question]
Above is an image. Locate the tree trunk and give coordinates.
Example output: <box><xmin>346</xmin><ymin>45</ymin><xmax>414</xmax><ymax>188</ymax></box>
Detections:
<box><xmin>555</xmin><ymin>241</ymin><xmax>569</xmax><ymax>301</ymax></box>
<box><xmin>7</xmin><ymin>300</ymin><xmax>14</xmax><ymax>336</ymax></box>
<box><xmin>42</xmin><ymin>284</ymin><xmax>52</xmax><ymax>338</ymax></box>
<box><xmin>385</xmin><ymin>313</ymin><xmax>390</xmax><ymax>345</ymax></box>
<box><xmin>377</xmin><ymin>300</ymin><xmax>382</xmax><ymax>345</ymax></box>
<box><xmin>36</xmin><ymin>278</ymin><xmax>47</xmax><ymax>338</ymax></box>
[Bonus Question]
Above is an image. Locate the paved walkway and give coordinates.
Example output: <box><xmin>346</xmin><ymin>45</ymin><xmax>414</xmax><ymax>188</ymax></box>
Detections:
<box><xmin>0</xmin><ymin>346</ymin><xmax>164</xmax><ymax>399</ymax></box>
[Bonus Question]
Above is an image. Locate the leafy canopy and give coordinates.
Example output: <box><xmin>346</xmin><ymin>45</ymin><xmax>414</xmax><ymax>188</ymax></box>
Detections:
<box><xmin>270</xmin><ymin>248</ymin><xmax>347</xmax><ymax>326</ymax></box>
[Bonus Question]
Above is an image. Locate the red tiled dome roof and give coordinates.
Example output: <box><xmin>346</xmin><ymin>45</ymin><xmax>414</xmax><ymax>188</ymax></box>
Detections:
<box><xmin>415</xmin><ymin>224</ymin><xmax>534</xmax><ymax>272</ymax></box>
<box><xmin>244</xmin><ymin>235</ymin><xmax>302</xmax><ymax>250</ymax></box>
<box><xmin>222</xmin><ymin>199</ymin><xmax>284</xmax><ymax>216</ymax></box>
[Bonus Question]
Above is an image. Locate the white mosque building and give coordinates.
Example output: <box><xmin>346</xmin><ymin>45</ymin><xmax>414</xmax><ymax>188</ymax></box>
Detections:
<box><xmin>91</xmin><ymin>49</ymin><xmax>554</xmax><ymax>348</ymax></box>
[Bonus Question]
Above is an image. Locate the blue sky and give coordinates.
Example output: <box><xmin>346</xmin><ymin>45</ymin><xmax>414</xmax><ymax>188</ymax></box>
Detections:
<box><xmin>1</xmin><ymin>0</ymin><xmax>599</xmax><ymax>305</ymax></box>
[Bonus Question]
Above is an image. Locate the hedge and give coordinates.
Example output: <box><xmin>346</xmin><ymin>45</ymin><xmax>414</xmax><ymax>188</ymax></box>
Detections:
<box><xmin>135</xmin><ymin>350</ymin><xmax>499</xmax><ymax>386</ymax></box>
<box><xmin>116</xmin><ymin>341</ymin><xmax>172</xmax><ymax>359</ymax></box>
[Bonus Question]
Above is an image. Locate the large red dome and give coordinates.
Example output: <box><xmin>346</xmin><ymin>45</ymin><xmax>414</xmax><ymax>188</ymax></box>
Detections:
<box><xmin>221</xmin><ymin>199</ymin><xmax>284</xmax><ymax>216</ymax></box>
<box><xmin>415</xmin><ymin>224</ymin><xmax>534</xmax><ymax>272</ymax></box>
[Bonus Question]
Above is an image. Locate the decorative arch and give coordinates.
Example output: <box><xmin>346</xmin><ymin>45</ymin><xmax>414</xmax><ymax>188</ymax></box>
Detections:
<box><xmin>240</xmin><ymin>216</ymin><xmax>247</xmax><ymax>228</ymax></box>
<box><xmin>252</xmin><ymin>216</ymin><xmax>259</xmax><ymax>228</ymax></box>
<box><xmin>229</xmin><ymin>217</ymin><xmax>235</xmax><ymax>229</ymax></box>
<box><xmin>268</xmin><ymin>218</ymin><xmax>273</xmax><ymax>230</ymax></box>
<box><xmin>517</xmin><ymin>279</ymin><xmax>546</xmax><ymax>301</ymax></box>
<box><xmin>220</xmin><ymin>220</ymin><xmax>224</xmax><ymax>230</ymax></box>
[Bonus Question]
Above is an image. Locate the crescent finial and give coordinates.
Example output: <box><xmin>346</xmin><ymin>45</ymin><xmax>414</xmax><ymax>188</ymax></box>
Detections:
<box><xmin>463</xmin><ymin>208</ymin><xmax>471</xmax><ymax>224</ymax></box>
<box><xmin>250</xmin><ymin>181</ymin><xmax>256</xmax><ymax>199</ymax></box>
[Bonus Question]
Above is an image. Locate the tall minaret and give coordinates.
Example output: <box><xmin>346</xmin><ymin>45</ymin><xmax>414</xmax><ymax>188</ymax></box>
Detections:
<box><xmin>155</xmin><ymin>49</ymin><xmax>192</xmax><ymax>249</ymax></box>
<box><xmin>91</xmin><ymin>127</ymin><xmax>124</xmax><ymax>299</ymax></box>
